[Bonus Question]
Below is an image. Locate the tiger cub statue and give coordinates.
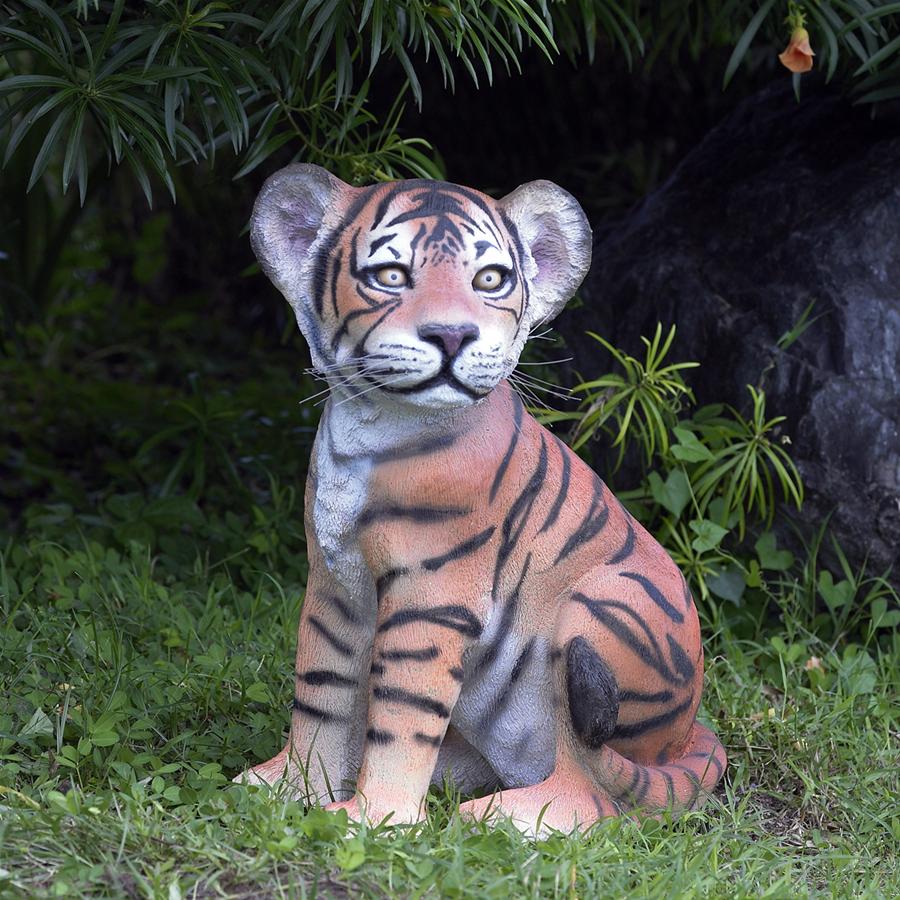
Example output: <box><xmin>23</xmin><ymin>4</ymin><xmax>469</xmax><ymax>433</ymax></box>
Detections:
<box><xmin>238</xmin><ymin>164</ymin><xmax>726</xmax><ymax>834</ymax></box>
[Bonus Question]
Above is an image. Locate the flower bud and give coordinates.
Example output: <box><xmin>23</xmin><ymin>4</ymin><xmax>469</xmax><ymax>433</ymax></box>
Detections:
<box><xmin>779</xmin><ymin>27</ymin><xmax>815</xmax><ymax>73</ymax></box>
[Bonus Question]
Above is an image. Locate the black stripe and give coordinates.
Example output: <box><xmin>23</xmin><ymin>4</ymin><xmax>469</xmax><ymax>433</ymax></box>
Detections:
<box><xmin>554</xmin><ymin>479</ymin><xmax>609</xmax><ymax>564</ymax></box>
<box><xmin>478</xmin><ymin>637</ymin><xmax>536</xmax><ymax>730</ymax></box>
<box><xmin>408</xmin><ymin>222</ymin><xmax>427</xmax><ymax>271</ymax></box>
<box><xmin>422</xmin><ymin>526</ymin><xmax>496</xmax><ymax>571</ymax></box>
<box><xmin>607</xmin><ymin>517</ymin><xmax>635</xmax><ymax>565</ymax></box>
<box><xmin>366</xmin><ymin>728</ymin><xmax>395</xmax><ymax>745</ymax></box>
<box><xmin>347</xmin><ymin>300</ymin><xmax>402</xmax><ymax>355</ymax></box>
<box><xmin>353</xmin><ymin>281</ymin><xmax>383</xmax><ymax>307</ymax></box>
<box><xmin>367</xmin><ymin>233</ymin><xmax>397</xmax><ymax>256</ymax></box>
<box><xmin>498</xmin><ymin>212</ymin><xmax>529</xmax><ymax>333</ymax></box>
<box><xmin>484</xmin><ymin>302</ymin><xmax>520</xmax><ymax>323</ymax></box>
<box><xmin>666</xmin><ymin>633</ymin><xmax>696</xmax><ymax>680</ymax></box>
<box><xmin>619</xmin><ymin>688</ymin><xmax>674</xmax><ymax>704</ymax></box>
<box><xmin>329</xmin><ymin>250</ymin><xmax>343</xmax><ymax>318</ymax></box>
<box><xmin>489</xmin><ymin>394</ymin><xmax>523</xmax><ymax>503</ymax></box>
<box><xmin>357</xmin><ymin>504</ymin><xmax>470</xmax><ymax>528</ymax></box>
<box><xmin>619</xmin><ymin>572</ymin><xmax>684</xmax><ymax>624</ymax></box>
<box><xmin>510</xmin><ymin>638</ymin><xmax>535</xmax><ymax>683</ymax></box>
<box><xmin>292</xmin><ymin>698</ymin><xmax>343</xmax><ymax>723</ymax></box>
<box><xmin>376</xmin><ymin>567</ymin><xmax>408</xmax><ymax>603</ymax></box>
<box><xmin>298</xmin><ymin>669</ymin><xmax>357</xmax><ymax>688</ymax></box>
<box><xmin>632</xmin><ymin>766</ymin><xmax>651</xmax><ymax>806</ymax></box>
<box><xmin>661</xmin><ymin>770</ymin><xmax>676</xmax><ymax>808</ymax></box>
<box><xmin>571</xmin><ymin>595</ymin><xmax>688</xmax><ymax>685</ymax></box>
<box><xmin>372</xmin><ymin>686</ymin><xmax>450</xmax><ymax>718</ymax></box>
<box><xmin>378</xmin><ymin>604</ymin><xmax>482</xmax><ymax>638</ymax></box>
<box><xmin>478</xmin><ymin>555</ymin><xmax>530</xmax><ymax>672</ymax></box>
<box><xmin>539</xmin><ymin>440</ymin><xmax>571</xmax><ymax>533</ymax></box>
<box><xmin>372</xmin><ymin>432</ymin><xmax>458</xmax><ymax>465</ymax></box>
<box><xmin>370</xmin><ymin>661</ymin><xmax>385</xmax><ymax>676</ymax></box>
<box><xmin>414</xmin><ymin>731</ymin><xmax>443</xmax><ymax>747</ymax></box>
<box><xmin>683</xmin><ymin>578</ymin><xmax>694</xmax><ymax>610</ymax></box>
<box><xmin>448</xmin><ymin>666</ymin><xmax>464</xmax><ymax>682</ymax></box>
<box><xmin>330</xmin><ymin>299</ymin><xmax>397</xmax><ymax>351</ymax></box>
<box><xmin>492</xmin><ymin>436</ymin><xmax>547</xmax><ymax>602</ymax></box>
<box><xmin>327</xmin><ymin>595</ymin><xmax>359</xmax><ymax>624</ymax></box>
<box><xmin>373</xmin><ymin>181</ymin><xmax>501</xmax><ymax>230</ymax></box>
<box><xmin>613</xmin><ymin>766</ymin><xmax>643</xmax><ymax>804</ymax></box>
<box><xmin>670</xmin><ymin>764</ymin><xmax>702</xmax><ymax>807</ymax></box>
<box><xmin>371</xmin><ymin>184</ymin><xmax>403</xmax><ymax>228</ymax></box>
<box><xmin>312</xmin><ymin>184</ymin><xmax>378</xmax><ymax>316</ymax></box>
<box><xmin>611</xmin><ymin>692</ymin><xmax>695</xmax><ymax>740</ymax></box>
<box><xmin>381</xmin><ymin>645</ymin><xmax>440</xmax><ymax>662</ymax></box>
<box><xmin>308</xmin><ymin>615</ymin><xmax>353</xmax><ymax>657</ymax></box>
<box><xmin>684</xmin><ymin>750</ymin><xmax>724</xmax><ymax>779</ymax></box>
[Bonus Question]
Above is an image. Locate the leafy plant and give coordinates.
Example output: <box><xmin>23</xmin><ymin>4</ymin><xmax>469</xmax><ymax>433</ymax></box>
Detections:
<box><xmin>3</xmin><ymin>1</ymin><xmax>900</xmax><ymax>210</ymax></box>
<box><xmin>559</xmin><ymin>324</ymin><xmax>806</xmax><ymax>606</ymax></box>
<box><xmin>546</xmin><ymin>324</ymin><xmax>697</xmax><ymax>464</ymax></box>
<box><xmin>689</xmin><ymin>387</ymin><xmax>803</xmax><ymax>538</ymax></box>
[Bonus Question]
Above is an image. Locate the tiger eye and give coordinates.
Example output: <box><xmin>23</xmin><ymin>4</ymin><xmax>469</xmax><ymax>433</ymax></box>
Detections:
<box><xmin>473</xmin><ymin>267</ymin><xmax>506</xmax><ymax>291</ymax></box>
<box><xmin>374</xmin><ymin>266</ymin><xmax>408</xmax><ymax>288</ymax></box>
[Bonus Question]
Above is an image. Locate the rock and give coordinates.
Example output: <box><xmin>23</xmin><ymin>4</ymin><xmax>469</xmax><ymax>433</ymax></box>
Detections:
<box><xmin>565</xmin><ymin>83</ymin><xmax>900</xmax><ymax>580</ymax></box>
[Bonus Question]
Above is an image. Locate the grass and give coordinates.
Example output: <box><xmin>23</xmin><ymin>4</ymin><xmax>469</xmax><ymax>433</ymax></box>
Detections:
<box><xmin>1</xmin><ymin>462</ymin><xmax>898</xmax><ymax>897</ymax></box>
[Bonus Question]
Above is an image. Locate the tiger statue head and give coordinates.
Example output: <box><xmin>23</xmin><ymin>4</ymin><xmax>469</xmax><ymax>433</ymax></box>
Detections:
<box><xmin>251</xmin><ymin>164</ymin><xmax>591</xmax><ymax>410</ymax></box>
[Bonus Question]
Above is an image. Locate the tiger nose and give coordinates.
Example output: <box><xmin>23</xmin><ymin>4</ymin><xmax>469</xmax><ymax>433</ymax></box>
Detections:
<box><xmin>418</xmin><ymin>323</ymin><xmax>480</xmax><ymax>359</ymax></box>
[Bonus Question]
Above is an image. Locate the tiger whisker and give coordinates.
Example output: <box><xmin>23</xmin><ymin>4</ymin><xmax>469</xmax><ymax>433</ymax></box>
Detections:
<box><xmin>300</xmin><ymin>364</ymin><xmax>392</xmax><ymax>405</ymax></box>
<box><xmin>507</xmin><ymin>377</ymin><xmax>547</xmax><ymax>413</ymax></box>
<box><xmin>512</xmin><ymin>371</ymin><xmax>573</xmax><ymax>400</ymax></box>
<box><xmin>516</xmin><ymin>357</ymin><xmax>572</xmax><ymax>367</ymax></box>
<box><xmin>329</xmin><ymin>372</ymin><xmax>419</xmax><ymax>408</ymax></box>
<box><xmin>508</xmin><ymin>373</ymin><xmax>571</xmax><ymax>409</ymax></box>
<box><xmin>305</xmin><ymin>355</ymin><xmax>402</xmax><ymax>376</ymax></box>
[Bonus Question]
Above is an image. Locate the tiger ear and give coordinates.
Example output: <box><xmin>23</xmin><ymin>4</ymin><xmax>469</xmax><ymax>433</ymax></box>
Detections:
<box><xmin>250</xmin><ymin>163</ymin><xmax>355</xmax><ymax>305</ymax></box>
<box><xmin>499</xmin><ymin>180</ymin><xmax>592</xmax><ymax>326</ymax></box>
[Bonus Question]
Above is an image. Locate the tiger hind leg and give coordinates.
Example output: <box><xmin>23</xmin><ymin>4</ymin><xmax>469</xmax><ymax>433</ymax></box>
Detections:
<box><xmin>459</xmin><ymin>722</ymin><xmax>725</xmax><ymax>836</ymax></box>
<box><xmin>459</xmin><ymin>636</ymin><xmax>725</xmax><ymax>836</ymax></box>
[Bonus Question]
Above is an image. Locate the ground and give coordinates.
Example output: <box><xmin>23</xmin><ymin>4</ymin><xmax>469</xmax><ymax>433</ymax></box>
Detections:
<box><xmin>1</xmin><ymin>532</ymin><xmax>897</xmax><ymax>898</ymax></box>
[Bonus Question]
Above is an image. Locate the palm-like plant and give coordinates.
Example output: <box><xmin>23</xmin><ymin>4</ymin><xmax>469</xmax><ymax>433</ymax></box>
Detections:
<box><xmin>2</xmin><ymin>1</ymin><xmax>900</xmax><ymax>208</ymax></box>
<box><xmin>552</xmin><ymin>324</ymin><xmax>697</xmax><ymax>465</ymax></box>
<box><xmin>690</xmin><ymin>385</ymin><xmax>803</xmax><ymax>538</ymax></box>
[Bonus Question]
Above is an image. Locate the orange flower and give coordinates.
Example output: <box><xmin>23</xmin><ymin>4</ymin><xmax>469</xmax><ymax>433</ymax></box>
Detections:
<box><xmin>779</xmin><ymin>26</ymin><xmax>815</xmax><ymax>73</ymax></box>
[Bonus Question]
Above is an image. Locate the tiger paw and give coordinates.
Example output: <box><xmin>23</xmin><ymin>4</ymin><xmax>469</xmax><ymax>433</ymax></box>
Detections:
<box><xmin>458</xmin><ymin>775</ymin><xmax>619</xmax><ymax>837</ymax></box>
<box><xmin>325</xmin><ymin>794</ymin><xmax>423</xmax><ymax>827</ymax></box>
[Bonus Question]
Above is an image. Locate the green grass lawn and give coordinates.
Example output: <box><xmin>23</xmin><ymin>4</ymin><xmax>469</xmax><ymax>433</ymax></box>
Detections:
<box><xmin>1</xmin><ymin>290</ymin><xmax>897</xmax><ymax>897</ymax></box>
<box><xmin>1</xmin><ymin>521</ymin><xmax>897</xmax><ymax>898</ymax></box>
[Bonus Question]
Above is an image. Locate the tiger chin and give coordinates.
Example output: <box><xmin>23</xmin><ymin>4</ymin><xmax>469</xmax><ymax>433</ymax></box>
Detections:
<box><xmin>234</xmin><ymin>164</ymin><xmax>726</xmax><ymax>835</ymax></box>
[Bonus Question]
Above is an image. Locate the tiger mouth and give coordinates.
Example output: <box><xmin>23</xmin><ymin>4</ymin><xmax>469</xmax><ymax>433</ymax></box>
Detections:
<box><xmin>382</xmin><ymin>370</ymin><xmax>488</xmax><ymax>401</ymax></box>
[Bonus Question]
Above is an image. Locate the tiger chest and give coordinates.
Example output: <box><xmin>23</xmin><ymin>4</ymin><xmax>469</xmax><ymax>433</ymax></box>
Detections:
<box><xmin>310</xmin><ymin>438</ymin><xmax>373</xmax><ymax>601</ymax></box>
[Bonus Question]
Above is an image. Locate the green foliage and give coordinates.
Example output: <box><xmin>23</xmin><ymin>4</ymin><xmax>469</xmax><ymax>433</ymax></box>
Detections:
<box><xmin>3</xmin><ymin>1</ymin><xmax>900</xmax><ymax>207</ymax></box>
<box><xmin>0</xmin><ymin>161</ymin><xmax>897</xmax><ymax>897</ymax></box>
<box><xmin>546</xmin><ymin>324</ymin><xmax>698</xmax><ymax>463</ymax></box>
<box><xmin>1</xmin><ymin>528</ymin><xmax>897</xmax><ymax>895</ymax></box>
<box><xmin>0</xmin><ymin>0</ymin><xmax>446</xmax><ymax>206</ymax></box>
<box><xmin>557</xmin><ymin>325</ymin><xmax>889</xmax><ymax>622</ymax></box>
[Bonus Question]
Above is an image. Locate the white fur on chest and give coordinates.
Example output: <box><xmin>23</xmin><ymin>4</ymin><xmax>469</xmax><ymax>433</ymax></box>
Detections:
<box><xmin>312</xmin><ymin>434</ymin><xmax>371</xmax><ymax>597</ymax></box>
<box><xmin>311</xmin><ymin>394</ymin><xmax>439</xmax><ymax>597</ymax></box>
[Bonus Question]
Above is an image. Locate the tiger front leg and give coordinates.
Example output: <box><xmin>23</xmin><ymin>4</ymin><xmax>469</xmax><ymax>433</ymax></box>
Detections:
<box><xmin>326</xmin><ymin>579</ymin><xmax>484</xmax><ymax>825</ymax></box>
<box><xmin>236</xmin><ymin>559</ymin><xmax>373</xmax><ymax>804</ymax></box>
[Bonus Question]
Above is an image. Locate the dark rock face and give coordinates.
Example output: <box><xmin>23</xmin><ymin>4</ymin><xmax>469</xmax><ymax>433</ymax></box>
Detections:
<box><xmin>566</xmin><ymin>84</ymin><xmax>900</xmax><ymax>578</ymax></box>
